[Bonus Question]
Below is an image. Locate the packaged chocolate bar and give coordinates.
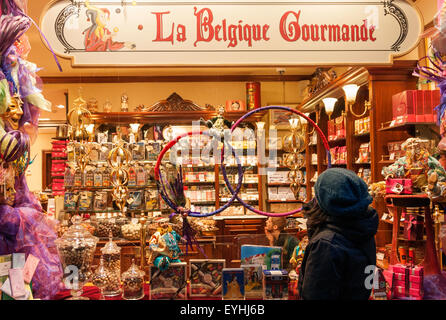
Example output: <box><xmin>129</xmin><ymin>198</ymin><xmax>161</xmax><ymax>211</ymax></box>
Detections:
<box><xmin>94</xmin><ymin>166</ymin><xmax>103</xmax><ymax>187</ymax></box>
<box><xmin>64</xmin><ymin>192</ymin><xmax>78</xmax><ymax>211</ymax></box>
<box><xmin>85</xmin><ymin>168</ymin><xmax>94</xmax><ymax>187</ymax></box>
<box><xmin>132</xmin><ymin>142</ymin><xmax>145</xmax><ymax>161</ymax></box>
<box><xmin>128</xmin><ymin>191</ymin><xmax>142</xmax><ymax>211</ymax></box>
<box><xmin>64</xmin><ymin>167</ymin><xmax>74</xmax><ymax>187</ymax></box>
<box><xmin>94</xmin><ymin>191</ymin><xmax>108</xmax><ymax>211</ymax></box>
<box><xmin>222</xmin><ymin>268</ymin><xmax>245</xmax><ymax>300</ymax></box>
<box><xmin>149</xmin><ymin>262</ymin><xmax>187</xmax><ymax>300</ymax></box>
<box><xmin>145</xmin><ymin>190</ymin><xmax>159</xmax><ymax>211</ymax></box>
<box><xmin>242</xmin><ymin>264</ymin><xmax>263</xmax><ymax>299</ymax></box>
<box><xmin>78</xmin><ymin>191</ymin><xmax>93</xmax><ymax>211</ymax></box>
<box><xmin>89</xmin><ymin>148</ymin><xmax>99</xmax><ymax>162</ymax></box>
<box><xmin>189</xmin><ymin>259</ymin><xmax>225</xmax><ymax>298</ymax></box>
<box><xmin>102</xmin><ymin>168</ymin><xmax>111</xmax><ymax>187</ymax></box>
<box><xmin>0</xmin><ymin>254</ymin><xmax>12</xmax><ymax>287</ymax></box>
<box><xmin>263</xmin><ymin>270</ymin><xmax>289</xmax><ymax>300</ymax></box>
<box><xmin>128</xmin><ymin>167</ymin><xmax>137</xmax><ymax>186</ymax></box>
<box><xmin>241</xmin><ymin>245</ymin><xmax>282</xmax><ymax>270</ymax></box>
<box><xmin>74</xmin><ymin>169</ymin><xmax>83</xmax><ymax>187</ymax></box>
<box><xmin>97</xmin><ymin>131</ymin><xmax>108</xmax><ymax>144</ymax></box>
<box><xmin>136</xmin><ymin>166</ymin><xmax>146</xmax><ymax>186</ymax></box>
<box><xmin>99</xmin><ymin>143</ymin><xmax>112</xmax><ymax>162</ymax></box>
<box><xmin>146</xmin><ymin>141</ymin><xmax>157</xmax><ymax>162</ymax></box>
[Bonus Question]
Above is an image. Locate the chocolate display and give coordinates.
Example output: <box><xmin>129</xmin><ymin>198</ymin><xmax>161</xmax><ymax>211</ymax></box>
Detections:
<box><xmin>122</xmin><ymin>259</ymin><xmax>145</xmax><ymax>300</ymax></box>
<box><xmin>189</xmin><ymin>259</ymin><xmax>225</xmax><ymax>298</ymax></box>
<box><xmin>149</xmin><ymin>262</ymin><xmax>187</xmax><ymax>300</ymax></box>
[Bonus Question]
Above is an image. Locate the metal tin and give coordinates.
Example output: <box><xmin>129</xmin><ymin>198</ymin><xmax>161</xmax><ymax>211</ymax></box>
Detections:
<box><xmin>246</xmin><ymin>82</ymin><xmax>261</xmax><ymax>110</ymax></box>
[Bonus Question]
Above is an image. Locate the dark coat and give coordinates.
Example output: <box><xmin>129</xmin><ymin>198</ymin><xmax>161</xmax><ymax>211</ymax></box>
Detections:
<box><xmin>297</xmin><ymin>207</ymin><xmax>379</xmax><ymax>300</ymax></box>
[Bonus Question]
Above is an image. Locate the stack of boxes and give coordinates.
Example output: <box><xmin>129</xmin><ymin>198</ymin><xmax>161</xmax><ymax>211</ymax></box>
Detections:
<box><xmin>392</xmin><ymin>90</ymin><xmax>440</xmax><ymax>124</ymax></box>
<box><xmin>384</xmin><ymin>264</ymin><xmax>424</xmax><ymax>300</ymax></box>
<box><xmin>51</xmin><ymin>139</ymin><xmax>68</xmax><ymax>196</ymax></box>
<box><xmin>328</xmin><ymin>115</ymin><xmax>346</xmax><ymax>141</ymax></box>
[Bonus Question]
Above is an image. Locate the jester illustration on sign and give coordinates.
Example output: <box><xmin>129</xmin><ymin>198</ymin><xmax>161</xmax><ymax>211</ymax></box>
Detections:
<box><xmin>83</xmin><ymin>0</ymin><xmax>135</xmax><ymax>52</ymax></box>
<box><xmin>0</xmin><ymin>0</ymin><xmax>62</xmax><ymax>300</ymax></box>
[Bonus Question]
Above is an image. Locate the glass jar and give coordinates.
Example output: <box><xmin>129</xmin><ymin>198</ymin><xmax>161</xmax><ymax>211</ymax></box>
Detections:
<box><xmin>100</xmin><ymin>232</ymin><xmax>121</xmax><ymax>296</ymax></box>
<box><xmin>122</xmin><ymin>259</ymin><xmax>145</xmax><ymax>300</ymax></box>
<box><xmin>91</xmin><ymin>257</ymin><xmax>108</xmax><ymax>300</ymax></box>
<box><xmin>55</xmin><ymin>215</ymin><xmax>98</xmax><ymax>300</ymax></box>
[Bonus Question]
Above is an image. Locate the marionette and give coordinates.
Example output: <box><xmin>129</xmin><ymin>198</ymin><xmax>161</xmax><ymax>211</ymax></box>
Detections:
<box><xmin>0</xmin><ymin>0</ymin><xmax>62</xmax><ymax>300</ymax></box>
<box><xmin>147</xmin><ymin>222</ymin><xmax>183</xmax><ymax>271</ymax></box>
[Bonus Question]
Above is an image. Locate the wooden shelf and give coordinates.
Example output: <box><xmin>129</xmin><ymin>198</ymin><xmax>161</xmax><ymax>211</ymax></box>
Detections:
<box><xmin>379</xmin><ymin>160</ymin><xmax>395</xmax><ymax>164</ymax></box>
<box><xmin>267</xmin><ymin>200</ymin><xmax>304</xmax><ymax>203</ymax></box>
<box><xmin>353</xmin><ymin>132</ymin><xmax>370</xmax><ymax>138</ymax></box>
<box><xmin>89</xmin><ymin>110</ymin><xmax>267</xmax><ymax>124</ymax></box>
<box><xmin>378</xmin><ymin>121</ymin><xmax>437</xmax><ymax>132</ymax></box>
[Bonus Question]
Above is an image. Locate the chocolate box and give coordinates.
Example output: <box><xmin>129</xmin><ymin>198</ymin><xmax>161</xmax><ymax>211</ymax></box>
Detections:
<box><xmin>392</xmin><ymin>90</ymin><xmax>417</xmax><ymax>123</ymax></box>
<box><xmin>242</xmin><ymin>264</ymin><xmax>264</xmax><ymax>299</ymax></box>
<box><xmin>149</xmin><ymin>262</ymin><xmax>187</xmax><ymax>300</ymax></box>
<box><xmin>222</xmin><ymin>268</ymin><xmax>245</xmax><ymax>300</ymax></box>
<box><xmin>189</xmin><ymin>259</ymin><xmax>225</xmax><ymax>298</ymax></box>
<box><xmin>415</xmin><ymin>90</ymin><xmax>425</xmax><ymax>122</ymax></box>
<box><xmin>263</xmin><ymin>270</ymin><xmax>289</xmax><ymax>300</ymax></box>
<box><xmin>424</xmin><ymin>90</ymin><xmax>433</xmax><ymax>122</ymax></box>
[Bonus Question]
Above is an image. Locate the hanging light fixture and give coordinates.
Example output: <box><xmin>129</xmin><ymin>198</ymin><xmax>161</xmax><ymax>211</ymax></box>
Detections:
<box><xmin>322</xmin><ymin>98</ymin><xmax>338</xmax><ymax>120</ymax></box>
<box><xmin>342</xmin><ymin>84</ymin><xmax>371</xmax><ymax>118</ymax></box>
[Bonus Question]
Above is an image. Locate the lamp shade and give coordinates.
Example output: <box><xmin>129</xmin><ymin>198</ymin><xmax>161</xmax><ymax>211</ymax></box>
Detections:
<box><xmin>256</xmin><ymin>121</ymin><xmax>265</xmax><ymax>131</ymax></box>
<box><xmin>130</xmin><ymin>123</ymin><xmax>140</xmax><ymax>134</ymax></box>
<box><xmin>300</xmin><ymin>113</ymin><xmax>309</xmax><ymax>125</ymax></box>
<box><xmin>343</xmin><ymin>84</ymin><xmax>360</xmax><ymax>104</ymax></box>
<box><xmin>322</xmin><ymin>98</ymin><xmax>337</xmax><ymax>115</ymax></box>
<box><xmin>289</xmin><ymin>117</ymin><xmax>300</xmax><ymax>129</ymax></box>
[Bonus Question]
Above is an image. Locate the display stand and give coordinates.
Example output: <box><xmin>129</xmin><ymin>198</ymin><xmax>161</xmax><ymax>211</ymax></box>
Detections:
<box><xmin>385</xmin><ymin>194</ymin><xmax>439</xmax><ymax>275</ymax></box>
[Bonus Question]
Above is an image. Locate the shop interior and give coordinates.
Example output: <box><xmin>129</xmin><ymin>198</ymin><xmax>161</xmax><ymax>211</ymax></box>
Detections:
<box><xmin>1</xmin><ymin>0</ymin><xmax>444</xmax><ymax>300</ymax></box>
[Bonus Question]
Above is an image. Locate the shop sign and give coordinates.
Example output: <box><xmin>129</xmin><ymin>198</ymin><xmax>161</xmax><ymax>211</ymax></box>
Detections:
<box><xmin>40</xmin><ymin>0</ymin><xmax>423</xmax><ymax>66</ymax></box>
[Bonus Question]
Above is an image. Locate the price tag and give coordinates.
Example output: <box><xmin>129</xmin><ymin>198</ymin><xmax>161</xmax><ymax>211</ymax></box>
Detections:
<box><xmin>376</xmin><ymin>252</ymin><xmax>385</xmax><ymax>261</ymax></box>
<box><xmin>389</xmin><ymin>153</ymin><xmax>395</xmax><ymax>161</ymax></box>
<box><xmin>131</xmin><ymin>218</ymin><xmax>139</xmax><ymax>224</ymax></box>
<box><xmin>381</xmin><ymin>213</ymin><xmax>388</xmax><ymax>221</ymax></box>
<box><xmin>390</xmin><ymin>120</ymin><xmax>396</xmax><ymax>127</ymax></box>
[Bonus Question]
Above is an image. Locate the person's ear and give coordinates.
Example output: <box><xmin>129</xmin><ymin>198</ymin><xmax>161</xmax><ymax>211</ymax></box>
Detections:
<box><xmin>273</xmin><ymin>224</ymin><xmax>278</xmax><ymax>231</ymax></box>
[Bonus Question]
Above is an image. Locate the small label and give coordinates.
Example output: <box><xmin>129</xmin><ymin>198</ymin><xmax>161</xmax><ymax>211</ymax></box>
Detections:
<box><xmin>376</xmin><ymin>253</ymin><xmax>385</xmax><ymax>261</ymax></box>
<box><xmin>0</xmin><ymin>261</ymin><xmax>11</xmax><ymax>277</ymax></box>
<box><xmin>131</xmin><ymin>218</ymin><xmax>139</xmax><ymax>224</ymax></box>
<box><xmin>381</xmin><ymin>213</ymin><xmax>388</xmax><ymax>221</ymax></box>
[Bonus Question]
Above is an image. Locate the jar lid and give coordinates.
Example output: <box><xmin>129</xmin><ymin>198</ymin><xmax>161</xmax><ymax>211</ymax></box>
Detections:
<box><xmin>122</xmin><ymin>259</ymin><xmax>145</xmax><ymax>278</ymax></box>
<box><xmin>101</xmin><ymin>231</ymin><xmax>121</xmax><ymax>254</ymax></box>
<box><xmin>55</xmin><ymin>215</ymin><xmax>98</xmax><ymax>248</ymax></box>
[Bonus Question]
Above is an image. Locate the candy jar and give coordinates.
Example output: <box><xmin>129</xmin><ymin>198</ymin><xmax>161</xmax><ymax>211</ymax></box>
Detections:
<box><xmin>91</xmin><ymin>257</ymin><xmax>108</xmax><ymax>300</ymax></box>
<box><xmin>55</xmin><ymin>215</ymin><xmax>98</xmax><ymax>300</ymax></box>
<box><xmin>100</xmin><ymin>232</ymin><xmax>122</xmax><ymax>296</ymax></box>
<box><xmin>122</xmin><ymin>259</ymin><xmax>145</xmax><ymax>300</ymax></box>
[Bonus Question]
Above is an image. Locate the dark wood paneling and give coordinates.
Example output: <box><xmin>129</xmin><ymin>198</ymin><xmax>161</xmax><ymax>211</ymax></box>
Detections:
<box><xmin>41</xmin><ymin>75</ymin><xmax>312</xmax><ymax>84</ymax></box>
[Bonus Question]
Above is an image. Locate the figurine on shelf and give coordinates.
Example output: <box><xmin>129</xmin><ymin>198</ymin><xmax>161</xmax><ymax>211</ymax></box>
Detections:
<box><xmin>382</xmin><ymin>137</ymin><xmax>446</xmax><ymax>193</ymax></box>
<box><xmin>86</xmin><ymin>97</ymin><xmax>98</xmax><ymax>113</ymax></box>
<box><xmin>147</xmin><ymin>222</ymin><xmax>182</xmax><ymax>271</ymax></box>
<box><xmin>200</xmin><ymin>105</ymin><xmax>232</xmax><ymax>137</ymax></box>
<box><xmin>120</xmin><ymin>93</ymin><xmax>129</xmax><ymax>112</ymax></box>
<box><xmin>103</xmin><ymin>99</ymin><xmax>112</xmax><ymax>112</ymax></box>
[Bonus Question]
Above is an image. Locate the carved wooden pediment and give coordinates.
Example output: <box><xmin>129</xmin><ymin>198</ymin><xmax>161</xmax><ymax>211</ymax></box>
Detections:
<box><xmin>142</xmin><ymin>92</ymin><xmax>206</xmax><ymax>112</ymax></box>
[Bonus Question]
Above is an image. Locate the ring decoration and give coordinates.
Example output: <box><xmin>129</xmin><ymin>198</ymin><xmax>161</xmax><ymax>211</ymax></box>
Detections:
<box><xmin>220</xmin><ymin>105</ymin><xmax>332</xmax><ymax>217</ymax></box>
<box><xmin>154</xmin><ymin>130</ymin><xmax>244</xmax><ymax>218</ymax></box>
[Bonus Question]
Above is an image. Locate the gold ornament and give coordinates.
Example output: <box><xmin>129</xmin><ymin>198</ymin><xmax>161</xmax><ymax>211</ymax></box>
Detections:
<box><xmin>1</xmin><ymin>93</ymin><xmax>24</xmax><ymax>130</ymax></box>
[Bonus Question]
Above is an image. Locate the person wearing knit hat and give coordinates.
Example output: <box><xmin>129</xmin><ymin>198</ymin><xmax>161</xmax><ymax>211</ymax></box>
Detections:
<box><xmin>297</xmin><ymin>168</ymin><xmax>379</xmax><ymax>300</ymax></box>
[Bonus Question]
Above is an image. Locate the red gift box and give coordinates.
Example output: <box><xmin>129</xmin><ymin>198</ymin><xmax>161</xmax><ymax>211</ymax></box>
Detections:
<box><xmin>432</xmin><ymin>90</ymin><xmax>441</xmax><ymax>123</ymax></box>
<box><xmin>393</xmin><ymin>286</ymin><xmax>407</xmax><ymax>298</ymax></box>
<box><xmin>392</xmin><ymin>90</ymin><xmax>417</xmax><ymax>123</ymax></box>
<box><xmin>394</xmin><ymin>272</ymin><xmax>407</xmax><ymax>282</ymax></box>
<box><xmin>409</xmin><ymin>287</ymin><xmax>423</xmax><ymax>300</ymax></box>
<box><xmin>424</xmin><ymin>90</ymin><xmax>434</xmax><ymax>123</ymax></box>
<box><xmin>385</xmin><ymin>178</ymin><xmax>412</xmax><ymax>195</ymax></box>
<box><xmin>404</xmin><ymin>214</ymin><xmax>424</xmax><ymax>241</ymax></box>
<box><xmin>409</xmin><ymin>275</ymin><xmax>423</xmax><ymax>284</ymax></box>
<box><xmin>391</xmin><ymin>264</ymin><xmax>410</xmax><ymax>276</ymax></box>
<box><xmin>409</xmin><ymin>265</ymin><xmax>424</xmax><ymax>277</ymax></box>
<box><xmin>415</xmin><ymin>90</ymin><xmax>425</xmax><ymax>122</ymax></box>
